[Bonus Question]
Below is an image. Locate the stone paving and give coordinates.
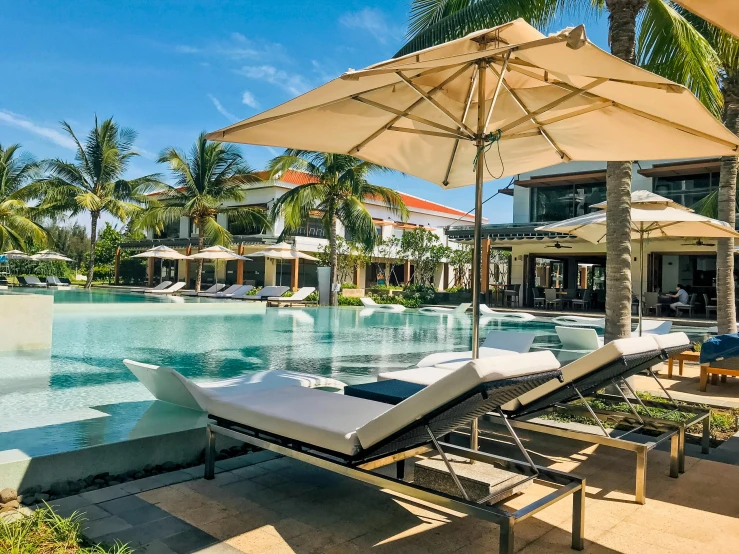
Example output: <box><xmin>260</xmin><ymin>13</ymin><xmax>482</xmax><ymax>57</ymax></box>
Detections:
<box><xmin>42</xmin><ymin>428</ymin><xmax>739</xmax><ymax>554</ymax></box>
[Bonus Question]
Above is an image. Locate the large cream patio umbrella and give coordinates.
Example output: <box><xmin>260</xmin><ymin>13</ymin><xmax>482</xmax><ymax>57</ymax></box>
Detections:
<box><xmin>188</xmin><ymin>245</ymin><xmax>251</xmax><ymax>288</ymax></box>
<box><xmin>537</xmin><ymin>190</ymin><xmax>739</xmax><ymax>333</ymax></box>
<box><xmin>133</xmin><ymin>245</ymin><xmax>190</xmax><ymax>284</ymax></box>
<box><xmin>249</xmin><ymin>243</ymin><xmax>319</xmax><ymax>287</ymax></box>
<box><xmin>207</xmin><ymin>18</ymin><xmax>739</xmax><ymax>358</ymax></box>
<box><xmin>675</xmin><ymin>0</ymin><xmax>739</xmax><ymax>38</ymax></box>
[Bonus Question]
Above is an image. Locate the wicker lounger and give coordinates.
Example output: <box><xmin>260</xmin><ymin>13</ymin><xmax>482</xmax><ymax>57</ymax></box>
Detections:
<box><xmin>204</xmin><ymin>352</ymin><xmax>585</xmax><ymax>554</ymax></box>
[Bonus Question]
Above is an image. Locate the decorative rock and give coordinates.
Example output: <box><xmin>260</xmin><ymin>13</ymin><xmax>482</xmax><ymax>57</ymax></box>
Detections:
<box><xmin>107</xmin><ymin>480</ymin><xmax>121</xmax><ymax>486</ymax></box>
<box><xmin>49</xmin><ymin>482</ymin><xmax>70</xmax><ymax>497</ymax></box>
<box><xmin>4</xmin><ymin>500</ymin><xmax>19</xmax><ymax>509</ymax></box>
<box><xmin>36</xmin><ymin>493</ymin><xmax>49</xmax><ymax>503</ymax></box>
<box><xmin>19</xmin><ymin>507</ymin><xmax>34</xmax><ymax>516</ymax></box>
<box><xmin>162</xmin><ymin>461</ymin><xmax>176</xmax><ymax>471</ymax></box>
<box><xmin>0</xmin><ymin>488</ymin><xmax>17</xmax><ymax>503</ymax></box>
<box><xmin>134</xmin><ymin>472</ymin><xmax>144</xmax><ymax>479</ymax></box>
<box><xmin>0</xmin><ymin>511</ymin><xmax>24</xmax><ymax>524</ymax></box>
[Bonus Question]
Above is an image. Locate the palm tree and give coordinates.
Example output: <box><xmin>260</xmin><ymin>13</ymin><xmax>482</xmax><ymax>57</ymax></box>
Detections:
<box><xmin>137</xmin><ymin>133</ymin><xmax>270</xmax><ymax>292</ymax></box>
<box><xmin>0</xmin><ymin>144</ymin><xmax>47</xmax><ymax>251</ymax></box>
<box><xmin>402</xmin><ymin>0</ymin><xmax>722</xmax><ymax>342</ymax></box>
<box><xmin>267</xmin><ymin>151</ymin><xmax>409</xmax><ymax>305</ymax></box>
<box><xmin>29</xmin><ymin>117</ymin><xmax>161</xmax><ymax>288</ymax></box>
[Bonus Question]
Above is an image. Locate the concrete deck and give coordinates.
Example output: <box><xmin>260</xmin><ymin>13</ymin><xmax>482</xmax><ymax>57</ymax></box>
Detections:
<box><xmin>44</xmin><ymin>429</ymin><xmax>739</xmax><ymax>554</ymax></box>
<box><xmin>636</xmin><ymin>361</ymin><xmax>739</xmax><ymax>409</ymax></box>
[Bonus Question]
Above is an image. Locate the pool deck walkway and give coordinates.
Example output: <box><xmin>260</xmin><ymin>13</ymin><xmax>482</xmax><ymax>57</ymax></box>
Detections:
<box><xmin>44</xmin><ymin>428</ymin><xmax>739</xmax><ymax>554</ymax></box>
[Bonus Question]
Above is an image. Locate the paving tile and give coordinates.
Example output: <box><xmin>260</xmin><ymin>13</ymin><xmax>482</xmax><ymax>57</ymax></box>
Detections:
<box><xmin>192</xmin><ymin>543</ymin><xmax>244</xmax><ymax>554</ymax></box>
<box><xmin>230</xmin><ymin>464</ymin><xmax>271</xmax><ymax>480</ymax></box>
<box><xmin>47</xmin><ymin>494</ymin><xmax>94</xmax><ymax>512</ymax></box>
<box><xmin>215</xmin><ymin>455</ymin><xmax>258</xmax><ymax>471</ymax></box>
<box><xmin>82</xmin><ymin>515</ymin><xmax>133</xmax><ymax>539</ymax></box>
<box><xmin>97</xmin><ymin>494</ymin><xmax>150</xmax><ymax>515</ymax></box>
<box><xmin>67</xmin><ymin>504</ymin><xmax>112</xmax><ymax>523</ymax></box>
<box><xmin>182</xmin><ymin>464</ymin><xmax>225</xmax><ymax>477</ymax></box>
<box><xmin>156</xmin><ymin>470</ymin><xmax>199</xmax><ymax>487</ymax></box>
<box><xmin>210</xmin><ymin>471</ymin><xmax>244</xmax><ymax>487</ymax></box>
<box><xmin>118</xmin><ymin>503</ymin><xmax>173</xmax><ymax>526</ymax></box>
<box><xmin>79</xmin><ymin>485</ymin><xmax>130</xmax><ymax>504</ymax></box>
<box><xmin>161</xmin><ymin>527</ymin><xmax>220</xmax><ymax>553</ymax></box>
<box><xmin>121</xmin><ymin>474</ymin><xmax>172</xmax><ymax>494</ymax></box>
<box><xmin>137</xmin><ymin>540</ymin><xmax>178</xmax><ymax>554</ymax></box>
<box><xmin>95</xmin><ymin>516</ymin><xmax>196</xmax><ymax>547</ymax></box>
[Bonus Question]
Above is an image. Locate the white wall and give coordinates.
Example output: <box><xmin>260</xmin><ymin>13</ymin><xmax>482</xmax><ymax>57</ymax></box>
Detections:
<box><xmin>0</xmin><ymin>295</ymin><xmax>53</xmax><ymax>351</ymax></box>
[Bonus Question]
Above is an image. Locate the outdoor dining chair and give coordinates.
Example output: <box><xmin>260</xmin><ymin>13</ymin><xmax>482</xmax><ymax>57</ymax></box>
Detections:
<box><xmin>544</xmin><ymin>288</ymin><xmax>561</xmax><ymax>310</ymax></box>
<box><xmin>571</xmin><ymin>290</ymin><xmax>591</xmax><ymax>311</ymax></box>
<box><xmin>703</xmin><ymin>294</ymin><xmax>717</xmax><ymax>319</ymax></box>
<box><xmin>675</xmin><ymin>293</ymin><xmax>698</xmax><ymax>318</ymax></box>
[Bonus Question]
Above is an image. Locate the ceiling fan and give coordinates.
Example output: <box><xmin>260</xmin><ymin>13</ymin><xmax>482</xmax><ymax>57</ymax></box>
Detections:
<box><xmin>546</xmin><ymin>241</ymin><xmax>572</xmax><ymax>249</ymax></box>
<box><xmin>682</xmin><ymin>239</ymin><xmax>715</xmax><ymax>247</ymax></box>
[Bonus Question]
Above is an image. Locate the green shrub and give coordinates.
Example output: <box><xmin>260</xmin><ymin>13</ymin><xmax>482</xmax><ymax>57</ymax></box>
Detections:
<box><xmin>371</xmin><ymin>284</ymin><xmax>403</xmax><ymax>290</ymax></box>
<box><xmin>340</xmin><ymin>283</ymin><xmax>358</xmax><ymax>289</ymax></box>
<box><xmin>306</xmin><ymin>291</ymin><xmax>319</xmax><ymax>301</ymax></box>
<box><xmin>246</xmin><ymin>287</ymin><xmax>260</xmax><ymax>295</ymax></box>
<box><xmin>446</xmin><ymin>286</ymin><xmax>470</xmax><ymax>294</ymax></box>
<box><xmin>372</xmin><ymin>294</ymin><xmax>422</xmax><ymax>308</ymax></box>
<box><xmin>338</xmin><ymin>295</ymin><xmax>363</xmax><ymax>306</ymax></box>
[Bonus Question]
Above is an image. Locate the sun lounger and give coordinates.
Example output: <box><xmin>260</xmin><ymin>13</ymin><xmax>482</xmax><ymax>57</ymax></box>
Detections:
<box><xmin>556</xmin><ymin>326</ymin><xmax>603</xmax><ymax>351</ymax></box>
<box><xmin>146</xmin><ymin>281</ymin><xmax>186</xmax><ymax>295</ymax></box>
<box><xmin>360</xmin><ymin>297</ymin><xmax>406</xmax><ymax>311</ymax></box>
<box><xmin>228</xmin><ymin>285</ymin><xmax>255</xmax><ymax>299</ymax></box>
<box><xmin>240</xmin><ymin>285</ymin><xmax>290</xmax><ymax>301</ymax></box>
<box><xmin>123</xmin><ymin>360</ymin><xmax>346</xmax><ymax>412</ymax></box>
<box><xmin>18</xmin><ymin>276</ymin><xmax>47</xmax><ymax>288</ymax></box>
<box><xmin>634</xmin><ymin>319</ymin><xmax>672</xmax><ymax>335</ymax></box>
<box><xmin>197</xmin><ymin>284</ymin><xmax>242</xmax><ymax>298</ymax></box>
<box><xmin>46</xmin><ymin>276</ymin><xmax>72</xmax><ymax>289</ymax></box>
<box><xmin>410</xmin><ymin>330</ymin><xmax>536</xmax><ymax>370</ymax></box>
<box><xmin>418</xmin><ymin>302</ymin><xmax>471</xmax><ymax>315</ymax></box>
<box><xmin>181</xmin><ymin>283</ymin><xmax>226</xmax><ymax>297</ymax></box>
<box><xmin>202</xmin><ymin>352</ymin><xmax>585</xmax><ymax>554</ymax></box>
<box><xmin>551</xmin><ymin>316</ymin><xmax>605</xmax><ymax>327</ymax></box>
<box><xmin>479</xmin><ymin>304</ymin><xmax>535</xmax><ymax>321</ymax></box>
<box><xmin>130</xmin><ymin>281</ymin><xmax>172</xmax><ymax>293</ymax></box>
<box><xmin>267</xmin><ymin>287</ymin><xmax>316</xmax><ymax>307</ymax></box>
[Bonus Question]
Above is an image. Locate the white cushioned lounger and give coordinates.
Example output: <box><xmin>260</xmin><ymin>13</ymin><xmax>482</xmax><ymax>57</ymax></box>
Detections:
<box><xmin>122</xmin><ymin>359</ymin><xmax>346</xmax><ymax>412</ymax></box>
<box><xmin>418</xmin><ymin>303</ymin><xmax>471</xmax><ymax>316</ymax></box>
<box><xmin>181</xmin><ymin>283</ymin><xmax>225</xmax><ymax>297</ymax></box>
<box><xmin>206</xmin><ymin>351</ymin><xmax>561</xmax><ymax>456</ymax></box>
<box><xmin>556</xmin><ymin>326</ymin><xmax>603</xmax><ymax>351</ymax></box>
<box><xmin>147</xmin><ymin>281</ymin><xmax>186</xmax><ymax>295</ymax></box>
<box><xmin>131</xmin><ymin>281</ymin><xmax>172</xmax><ymax>294</ymax></box>
<box><xmin>360</xmin><ymin>297</ymin><xmax>406</xmax><ymax>312</ymax></box>
<box><xmin>199</xmin><ymin>284</ymin><xmax>244</xmax><ymax>297</ymax></box>
<box><xmin>479</xmin><ymin>304</ymin><xmax>536</xmax><ymax>321</ymax></box>
<box><xmin>551</xmin><ymin>316</ymin><xmax>605</xmax><ymax>328</ymax></box>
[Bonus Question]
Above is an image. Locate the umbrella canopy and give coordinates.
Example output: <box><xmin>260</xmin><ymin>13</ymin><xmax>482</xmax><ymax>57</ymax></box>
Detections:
<box><xmin>132</xmin><ymin>245</ymin><xmax>190</xmax><ymax>260</ymax></box>
<box><xmin>188</xmin><ymin>245</ymin><xmax>250</xmax><ymax>261</ymax></box>
<box><xmin>31</xmin><ymin>251</ymin><xmax>73</xmax><ymax>262</ymax></box>
<box><xmin>1</xmin><ymin>250</ymin><xmax>30</xmax><ymax>260</ymax></box>
<box><xmin>676</xmin><ymin>0</ymin><xmax>739</xmax><ymax>38</ymax></box>
<box><xmin>262</xmin><ymin>242</ymin><xmax>296</xmax><ymax>251</ymax></box>
<box><xmin>249</xmin><ymin>249</ymin><xmax>318</xmax><ymax>261</ymax></box>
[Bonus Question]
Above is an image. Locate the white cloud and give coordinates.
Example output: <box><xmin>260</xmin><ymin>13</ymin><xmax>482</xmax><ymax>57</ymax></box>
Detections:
<box><xmin>207</xmin><ymin>94</ymin><xmax>237</xmax><ymax>122</ymax></box>
<box><xmin>339</xmin><ymin>8</ymin><xmax>403</xmax><ymax>45</ymax></box>
<box><xmin>241</xmin><ymin>91</ymin><xmax>260</xmax><ymax>109</ymax></box>
<box><xmin>174</xmin><ymin>34</ymin><xmax>287</xmax><ymax>63</ymax></box>
<box><xmin>236</xmin><ymin>65</ymin><xmax>311</xmax><ymax>96</ymax></box>
<box><xmin>0</xmin><ymin>110</ymin><xmax>76</xmax><ymax>150</ymax></box>
<box><xmin>174</xmin><ymin>44</ymin><xmax>200</xmax><ymax>54</ymax></box>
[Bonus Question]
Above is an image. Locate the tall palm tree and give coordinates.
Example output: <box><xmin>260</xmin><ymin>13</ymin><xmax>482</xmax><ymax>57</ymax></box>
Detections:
<box><xmin>267</xmin><ymin>151</ymin><xmax>409</xmax><ymax>306</ymax></box>
<box><xmin>29</xmin><ymin>117</ymin><xmax>161</xmax><ymax>288</ymax></box>
<box><xmin>137</xmin><ymin>133</ymin><xmax>270</xmax><ymax>292</ymax></box>
<box><xmin>0</xmin><ymin>144</ymin><xmax>47</xmax><ymax>251</ymax></box>
<box><xmin>402</xmin><ymin>0</ymin><xmax>722</xmax><ymax>342</ymax></box>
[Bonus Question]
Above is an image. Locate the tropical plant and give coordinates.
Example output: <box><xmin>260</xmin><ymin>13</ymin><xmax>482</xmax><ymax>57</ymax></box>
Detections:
<box><xmin>0</xmin><ymin>144</ymin><xmax>46</xmax><ymax>252</ymax></box>
<box><xmin>268</xmin><ymin>150</ymin><xmax>408</xmax><ymax>305</ymax></box>
<box><xmin>399</xmin><ymin>227</ymin><xmax>449</xmax><ymax>286</ymax></box>
<box><xmin>27</xmin><ymin>117</ymin><xmax>161</xmax><ymax>288</ymax></box>
<box><xmin>315</xmin><ymin>236</ymin><xmax>370</xmax><ymax>285</ymax></box>
<box><xmin>136</xmin><ymin>133</ymin><xmax>270</xmax><ymax>292</ymax></box>
<box><xmin>45</xmin><ymin>223</ymin><xmax>89</xmax><ymax>268</ymax></box>
<box><xmin>402</xmin><ymin>0</ymin><xmax>723</xmax><ymax>342</ymax></box>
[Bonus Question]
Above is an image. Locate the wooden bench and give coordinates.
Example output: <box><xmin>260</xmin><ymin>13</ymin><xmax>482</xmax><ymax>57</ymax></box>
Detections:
<box><xmin>700</xmin><ymin>357</ymin><xmax>739</xmax><ymax>392</ymax></box>
<box><xmin>666</xmin><ymin>350</ymin><xmax>701</xmax><ymax>378</ymax></box>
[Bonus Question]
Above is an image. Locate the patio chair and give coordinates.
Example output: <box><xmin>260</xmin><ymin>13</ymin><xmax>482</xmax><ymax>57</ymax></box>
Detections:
<box><xmin>130</xmin><ymin>281</ymin><xmax>172</xmax><ymax>293</ymax></box>
<box><xmin>674</xmin><ymin>293</ymin><xmax>698</xmax><ymax>318</ymax></box>
<box><xmin>570</xmin><ymin>290</ymin><xmax>591</xmax><ymax>311</ymax></box>
<box><xmin>504</xmin><ymin>284</ymin><xmax>520</xmax><ymax>307</ymax></box>
<box><xmin>411</xmin><ymin>330</ymin><xmax>536</xmax><ymax>369</ymax></box>
<box><xmin>146</xmin><ymin>281</ymin><xmax>186</xmax><ymax>295</ymax></box>
<box><xmin>59</xmin><ymin>277</ymin><xmax>72</xmax><ymax>286</ymax></box>
<box><xmin>18</xmin><ymin>276</ymin><xmax>47</xmax><ymax>288</ymax></box>
<box><xmin>479</xmin><ymin>304</ymin><xmax>536</xmax><ymax>321</ymax></box>
<box><xmin>123</xmin><ymin>359</ymin><xmax>346</xmax><ymax>412</ymax></box>
<box><xmin>531</xmin><ymin>288</ymin><xmax>545</xmax><ymax>309</ymax></box>
<box><xmin>267</xmin><ymin>287</ymin><xmax>317</xmax><ymax>307</ymax></box>
<box><xmin>643</xmin><ymin>292</ymin><xmax>661</xmax><ymax>317</ymax></box>
<box><xmin>181</xmin><ymin>283</ymin><xmax>226</xmax><ymax>297</ymax></box>
<box><xmin>201</xmin><ymin>352</ymin><xmax>586</xmax><ymax>554</ymax></box>
<box><xmin>197</xmin><ymin>283</ymin><xmax>242</xmax><ymax>297</ymax></box>
<box><xmin>360</xmin><ymin>297</ymin><xmax>406</xmax><ymax>312</ymax></box>
<box><xmin>703</xmin><ymin>294</ymin><xmax>717</xmax><ymax>319</ymax></box>
<box><xmin>555</xmin><ymin>326</ymin><xmax>603</xmax><ymax>351</ymax></box>
<box><xmin>419</xmin><ymin>302</ymin><xmax>471</xmax><ymax>315</ymax></box>
<box><xmin>550</xmin><ymin>315</ymin><xmax>604</xmax><ymax>327</ymax></box>
<box><xmin>239</xmin><ymin>285</ymin><xmax>290</xmax><ymax>301</ymax></box>
<box><xmin>544</xmin><ymin>288</ymin><xmax>561</xmax><ymax>310</ymax></box>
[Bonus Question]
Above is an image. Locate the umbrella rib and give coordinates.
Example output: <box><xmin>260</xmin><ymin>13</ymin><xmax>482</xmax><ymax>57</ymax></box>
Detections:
<box><xmin>396</xmin><ymin>72</ymin><xmax>476</xmax><ymax>138</ymax></box>
<box><xmin>484</xmin><ymin>52</ymin><xmax>511</xmax><ymax>132</ymax></box>
<box><xmin>352</xmin><ymin>97</ymin><xmax>473</xmax><ymax>137</ymax></box>
<box><xmin>443</xmin><ymin>66</ymin><xmax>479</xmax><ymax>186</ymax></box>
<box><xmin>505</xmin><ymin>102</ymin><xmax>613</xmax><ymax>137</ymax></box>
<box><xmin>387</xmin><ymin>127</ymin><xmax>470</xmax><ymax>140</ymax></box>
<box><xmin>348</xmin><ymin>63</ymin><xmax>474</xmax><ymax>155</ymax></box>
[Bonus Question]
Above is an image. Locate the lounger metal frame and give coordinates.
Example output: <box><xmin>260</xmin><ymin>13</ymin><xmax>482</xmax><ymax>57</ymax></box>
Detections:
<box><xmin>204</xmin><ymin>369</ymin><xmax>586</xmax><ymax>554</ymax></box>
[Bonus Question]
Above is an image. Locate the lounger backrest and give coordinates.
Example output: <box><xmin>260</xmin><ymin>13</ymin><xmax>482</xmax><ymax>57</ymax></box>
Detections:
<box><xmin>503</xmin><ymin>336</ymin><xmax>660</xmax><ymax>414</ymax></box>
<box><xmin>555</xmin><ymin>326</ymin><xmax>601</xmax><ymax>350</ymax></box>
<box><xmin>122</xmin><ymin>360</ymin><xmax>203</xmax><ymax>411</ymax></box>
<box><xmin>166</xmin><ymin>281</ymin><xmax>186</xmax><ymax>292</ymax></box>
<box><xmin>153</xmin><ymin>281</ymin><xmax>172</xmax><ymax>291</ymax></box>
<box><xmin>18</xmin><ymin>276</ymin><xmax>27</xmax><ymax>285</ymax></box>
<box><xmin>26</xmin><ymin>276</ymin><xmax>40</xmax><ymax>284</ymax></box>
<box><xmin>482</xmin><ymin>330</ymin><xmax>535</xmax><ymax>353</ymax></box>
<box><xmin>231</xmin><ymin>285</ymin><xmax>254</xmax><ymax>297</ymax></box>
<box><xmin>218</xmin><ymin>284</ymin><xmax>242</xmax><ymax>295</ymax></box>
<box><xmin>360</xmin><ymin>297</ymin><xmax>377</xmax><ymax>307</ymax></box>
<box><xmin>258</xmin><ymin>286</ymin><xmax>289</xmax><ymax>298</ymax></box>
<box><xmin>60</xmin><ymin>278</ymin><xmax>71</xmax><ymax>285</ymax></box>
<box><xmin>46</xmin><ymin>276</ymin><xmax>60</xmax><ymax>284</ymax></box>
<box><xmin>356</xmin><ymin>351</ymin><xmax>561</xmax><ymax>451</ymax></box>
<box><xmin>652</xmin><ymin>332</ymin><xmax>691</xmax><ymax>357</ymax></box>
<box><xmin>454</xmin><ymin>302</ymin><xmax>472</xmax><ymax>313</ymax></box>
<box><xmin>635</xmin><ymin>320</ymin><xmax>672</xmax><ymax>335</ymax></box>
<box><xmin>290</xmin><ymin>287</ymin><xmax>315</xmax><ymax>300</ymax></box>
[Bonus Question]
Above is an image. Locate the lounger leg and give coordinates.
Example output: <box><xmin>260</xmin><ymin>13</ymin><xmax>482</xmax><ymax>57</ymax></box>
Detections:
<box><xmin>426</xmin><ymin>426</ymin><xmax>470</xmax><ymax>501</ymax></box>
<box><xmin>670</xmin><ymin>433</ymin><xmax>680</xmax><ymax>478</ymax></box>
<box><xmin>499</xmin><ymin>518</ymin><xmax>515</xmax><ymax>554</ymax></box>
<box><xmin>496</xmin><ymin>409</ymin><xmax>538</xmax><ymax>476</ymax></box>
<box><xmin>395</xmin><ymin>460</ymin><xmax>405</xmax><ymax>480</ymax></box>
<box><xmin>205</xmin><ymin>425</ymin><xmax>216</xmax><ymax>480</ymax></box>
<box><xmin>702</xmin><ymin>416</ymin><xmax>711</xmax><ymax>455</ymax></box>
<box><xmin>470</xmin><ymin>418</ymin><xmax>479</xmax><ymax>451</ymax></box>
<box><xmin>572</xmin><ymin>480</ymin><xmax>586</xmax><ymax>551</ymax></box>
<box><xmin>573</xmin><ymin>387</ymin><xmax>609</xmax><ymax>437</ymax></box>
<box><xmin>646</xmin><ymin>368</ymin><xmax>680</xmax><ymax>410</ymax></box>
<box><xmin>635</xmin><ymin>448</ymin><xmax>647</xmax><ymax>505</ymax></box>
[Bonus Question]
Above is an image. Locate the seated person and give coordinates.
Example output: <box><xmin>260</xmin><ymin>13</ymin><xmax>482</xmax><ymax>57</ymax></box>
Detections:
<box><xmin>667</xmin><ymin>284</ymin><xmax>689</xmax><ymax>314</ymax></box>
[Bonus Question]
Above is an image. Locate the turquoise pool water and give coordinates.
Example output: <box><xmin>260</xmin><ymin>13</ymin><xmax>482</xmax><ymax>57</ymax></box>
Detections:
<box><xmin>0</xmin><ymin>292</ymin><xmax>714</xmax><ymax>458</ymax></box>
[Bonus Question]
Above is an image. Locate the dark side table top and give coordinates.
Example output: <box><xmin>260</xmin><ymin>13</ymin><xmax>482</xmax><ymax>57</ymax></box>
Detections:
<box><xmin>344</xmin><ymin>379</ymin><xmax>426</xmax><ymax>405</ymax></box>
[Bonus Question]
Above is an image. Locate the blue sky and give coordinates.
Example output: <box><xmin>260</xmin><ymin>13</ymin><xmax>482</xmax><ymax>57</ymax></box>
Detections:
<box><xmin>0</xmin><ymin>1</ymin><xmax>610</xmax><ymax>228</ymax></box>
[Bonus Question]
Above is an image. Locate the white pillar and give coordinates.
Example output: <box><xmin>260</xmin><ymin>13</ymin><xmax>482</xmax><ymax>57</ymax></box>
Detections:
<box><xmin>179</xmin><ymin>217</ymin><xmax>190</xmax><ymax>238</ymax></box>
<box><xmin>264</xmin><ymin>258</ymin><xmax>277</xmax><ymax>286</ymax></box>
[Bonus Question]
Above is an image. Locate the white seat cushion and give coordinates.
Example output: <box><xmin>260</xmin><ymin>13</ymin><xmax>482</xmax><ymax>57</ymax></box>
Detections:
<box><xmin>378</xmin><ymin>366</ymin><xmax>455</xmax><ymax>385</ymax></box>
<box><xmin>416</xmin><ymin>347</ymin><xmax>519</xmax><ymax>368</ymax></box>
<box><xmin>651</xmin><ymin>332</ymin><xmax>690</xmax><ymax>350</ymax></box>
<box><xmin>357</xmin><ymin>351</ymin><xmax>560</xmax><ymax>450</ymax></box>
<box><xmin>208</xmin><ymin>387</ymin><xmax>390</xmax><ymax>455</ymax></box>
<box><xmin>502</xmin><ymin>336</ymin><xmax>659</xmax><ymax>412</ymax></box>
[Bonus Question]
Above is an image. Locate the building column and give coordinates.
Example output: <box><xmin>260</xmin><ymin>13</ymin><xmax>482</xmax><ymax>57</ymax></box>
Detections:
<box><xmin>442</xmin><ymin>263</ymin><xmax>449</xmax><ymax>290</ymax></box>
<box><xmin>264</xmin><ymin>258</ymin><xmax>276</xmax><ymax>286</ymax></box>
<box><xmin>114</xmin><ymin>247</ymin><xmax>121</xmax><ymax>285</ymax></box>
<box><xmin>291</xmin><ymin>257</ymin><xmax>299</xmax><ymax>291</ymax></box>
<box><xmin>404</xmin><ymin>260</ymin><xmax>411</xmax><ymax>285</ymax></box>
<box><xmin>147</xmin><ymin>258</ymin><xmax>154</xmax><ymax>287</ymax></box>
<box><xmin>185</xmin><ymin>245</ymin><xmax>192</xmax><ymax>286</ymax></box>
<box><xmin>236</xmin><ymin>244</ymin><xmax>244</xmax><ymax>285</ymax></box>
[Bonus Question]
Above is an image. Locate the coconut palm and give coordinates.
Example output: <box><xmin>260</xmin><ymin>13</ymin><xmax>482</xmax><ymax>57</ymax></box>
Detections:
<box><xmin>136</xmin><ymin>133</ymin><xmax>270</xmax><ymax>292</ymax></box>
<box><xmin>28</xmin><ymin>117</ymin><xmax>161</xmax><ymax>288</ymax></box>
<box><xmin>402</xmin><ymin>0</ymin><xmax>722</xmax><ymax>342</ymax></box>
<box><xmin>0</xmin><ymin>144</ymin><xmax>47</xmax><ymax>251</ymax></box>
<box><xmin>267</xmin><ymin>151</ymin><xmax>409</xmax><ymax>306</ymax></box>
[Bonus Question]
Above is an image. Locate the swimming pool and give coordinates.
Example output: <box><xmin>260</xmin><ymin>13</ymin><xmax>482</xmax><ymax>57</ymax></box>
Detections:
<box><xmin>0</xmin><ymin>292</ymin><xmax>714</xmax><ymax>459</ymax></box>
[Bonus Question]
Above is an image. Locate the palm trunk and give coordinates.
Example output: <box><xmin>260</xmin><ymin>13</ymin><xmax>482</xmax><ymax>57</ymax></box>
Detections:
<box><xmin>195</xmin><ymin>228</ymin><xmax>204</xmax><ymax>293</ymax></box>
<box><xmin>717</xmin><ymin>78</ymin><xmax>739</xmax><ymax>334</ymax></box>
<box><xmin>328</xmin><ymin>205</ymin><xmax>338</xmax><ymax>306</ymax></box>
<box><xmin>85</xmin><ymin>211</ymin><xmax>100</xmax><ymax>289</ymax></box>
<box><xmin>603</xmin><ymin>0</ymin><xmax>644</xmax><ymax>342</ymax></box>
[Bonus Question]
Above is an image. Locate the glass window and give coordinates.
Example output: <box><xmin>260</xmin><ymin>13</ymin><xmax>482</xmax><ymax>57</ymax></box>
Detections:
<box><xmin>530</xmin><ymin>182</ymin><xmax>606</xmax><ymax>222</ymax></box>
<box><xmin>654</xmin><ymin>173</ymin><xmax>714</xmax><ymax>209</ymax></box>
<box><xmin>291</xmin><ymin>217</ymin><xmax>326</xmax><ymax>238</ymax></box>
<box><xmin>154</xmin><ymin>219</ymin><xmax>180</xmax><ymax>239</ymax></box>
<box><xmin>228</xmin><ymin>211</ymin><xmax>267</xmax><ymax>236</ymax></box>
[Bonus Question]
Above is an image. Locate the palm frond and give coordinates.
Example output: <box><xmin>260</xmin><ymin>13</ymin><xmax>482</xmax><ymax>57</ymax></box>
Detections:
<box><xmin>336</xmin><ymin>196</ymin><xmax>378</xmax><ymax>250</ymax></box>
<box><xmin>361</xmin><ymin>184</ymin><xmax>410</xmax><ymax>221</ymax></box>
<box><xmin>201</xmin><ymin>216</ymin><xmax>232</xmax><ymax>246</ymax></box>
<box><xmin>691</xmin><ymin>189</ymin><xmax>719</xmax><ymax>217</ymax></box>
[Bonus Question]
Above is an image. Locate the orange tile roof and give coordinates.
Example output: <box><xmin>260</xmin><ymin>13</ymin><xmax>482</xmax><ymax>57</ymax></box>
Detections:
<box><xmin>265</xmin><ymin>170</ymin><xmax>478</xmax><ymax>222</ymax></box>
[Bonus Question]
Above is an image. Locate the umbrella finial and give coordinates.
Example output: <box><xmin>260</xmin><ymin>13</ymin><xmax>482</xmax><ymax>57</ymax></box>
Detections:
<box><xmin>566</xmin><ymin>25</ymin><xmax>588</xmax><ymax>50</ymax></box>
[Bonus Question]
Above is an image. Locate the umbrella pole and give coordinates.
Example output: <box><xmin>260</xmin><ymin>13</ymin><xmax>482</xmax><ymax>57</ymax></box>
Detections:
<box><xmin>639</xmin><ymin>230</ymin><xmax>644</xmax><ymax>336</ymax></box>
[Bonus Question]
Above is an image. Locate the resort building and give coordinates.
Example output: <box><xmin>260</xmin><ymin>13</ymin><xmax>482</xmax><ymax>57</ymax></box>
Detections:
<box><xmin>447</xmin><ymin>157</ymin><xmax>728</xmax><ymax>310</ymax></box>
<box><xmin>121</xmin><ymin>170</ymin><xmax>481</xmax><ymax>290</ymax></box>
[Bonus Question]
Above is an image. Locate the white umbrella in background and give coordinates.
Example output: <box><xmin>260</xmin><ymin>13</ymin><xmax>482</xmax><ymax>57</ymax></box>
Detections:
<box><xmin>31</xmin><ymin>251</ymin><xmax>74</xmax><ymax>262</ymax></box>
<box><xmin>133</xmin><ymin>245</ymin><xmax>191</xmax><ymax>284</ymax></box>
<box><xmin>3</xmin><ymin>249</ymin><xmax>30</xmax><ymax>260</ymax></box>
<box><xmin>188</xmin><ymin>246</ymin><xmax>251</xmax><ymax>288</ymax></box>
<box><xmin>249</xmin><ymin>243</ymin><xmax>318</xmax><ymax>286</ymax></box>
<box><xmin>537</xmin><ymin>191</ymin><xmax>739</xmax><ymax>333</ymax></box>
<box><xmin>207</xmin><ymin>18</ymin><xmax>739</xmax><ymax>361</ymax></box>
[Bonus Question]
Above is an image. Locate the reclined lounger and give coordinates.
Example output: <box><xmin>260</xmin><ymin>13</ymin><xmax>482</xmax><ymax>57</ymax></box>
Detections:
<box><xmin>414</xmin><ymin>330</ymin><xmax>536</xmax><ymax>369</ymax></box>
<box><xmin>204</xmin><ymin>352</ymin><xmax>586</xmax><ymax>554</ymax></box>
<box><xmin>379</xmin><ymin>334</ymin><xmax>707</xmax><ymax>504</ymax></box>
